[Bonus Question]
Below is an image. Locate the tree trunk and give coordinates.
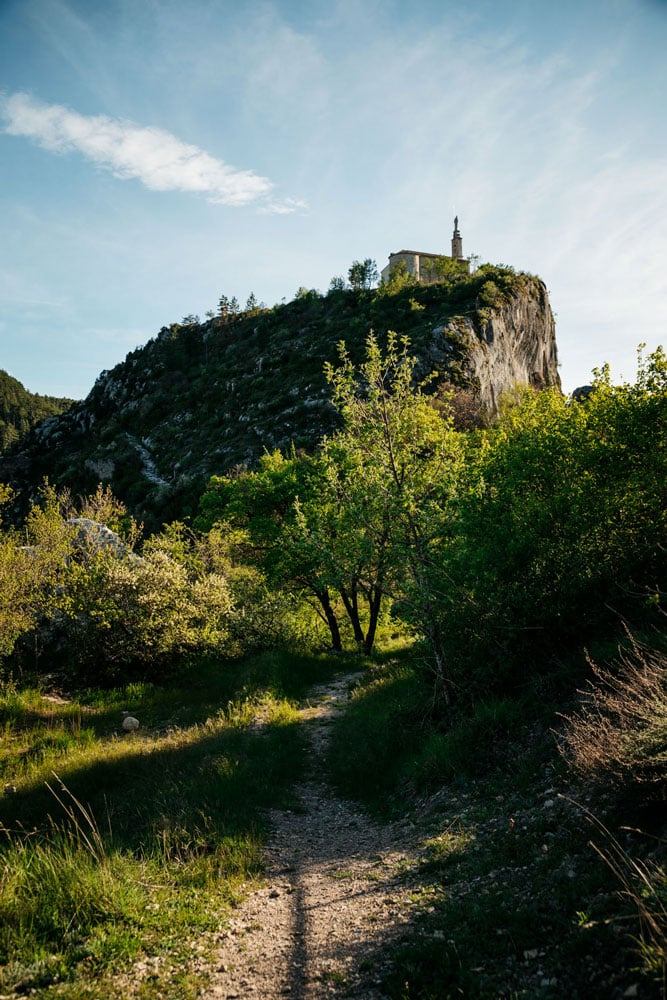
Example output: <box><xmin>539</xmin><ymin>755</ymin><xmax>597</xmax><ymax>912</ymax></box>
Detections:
<box><xmin>316</xmin><ymin>588</ymin><xmax>343</xmax><ymax>652</ymax></box>
<box><xmin>427</xmin><ymin>626</ymin><xmax>451</xmax><ymax>707</ymax></box>
<box><xmin>362</xmin><ymin>589</ymin><xmax>383</xmax><ymax>656</ymax></box>
<box><xmin>340</xmin><ymin>585</ymin><xmax>365</xmax><ymax>649</ymax></box>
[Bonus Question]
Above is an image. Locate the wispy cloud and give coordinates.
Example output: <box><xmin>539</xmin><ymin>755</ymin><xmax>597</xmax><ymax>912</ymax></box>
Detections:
<box><xmin>0</xmin><ymin>91</ymin><xmax>302</xmax><ymax>210</ymax></box>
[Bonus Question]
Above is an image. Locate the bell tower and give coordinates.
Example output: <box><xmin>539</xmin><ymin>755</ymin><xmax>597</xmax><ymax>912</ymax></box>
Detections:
<box><xmin>451</xmin><ymin>216</ymin><xmax>463</xmax><ymax>259</ymax></box>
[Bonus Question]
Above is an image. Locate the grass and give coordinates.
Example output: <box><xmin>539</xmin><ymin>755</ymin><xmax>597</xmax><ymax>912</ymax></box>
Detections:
<box><xmin>325</xmin><ymin>652</ymin><xmax>667</xmax><ymax>998</ymax></box>
<box><xmin>327</xmin><ymin>655</ymin><xmax>534</xmax><ymax>816</ymax></box>
<box><xmin>0</xmin><ymin>649</ymin><xmax>343</xmax><ymax>997</ymax></box>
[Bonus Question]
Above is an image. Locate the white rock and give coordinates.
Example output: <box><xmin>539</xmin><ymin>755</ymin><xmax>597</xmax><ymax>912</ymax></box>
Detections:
<box><xmin>122</xmin><ymin>715</ymin><xmax>140</xmax><ymax>731</ymax></box>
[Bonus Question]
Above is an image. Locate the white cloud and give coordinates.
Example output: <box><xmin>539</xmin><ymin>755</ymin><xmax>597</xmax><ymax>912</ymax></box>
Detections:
<box><xmin>0</xmin><ymin>91</ymin><xmax>301</xmax><ymax>209</ymax></box>
<box><xmin>260</xmin><ymin>197</ymin><xmax>310</xmax><ymax>216</ymax></box>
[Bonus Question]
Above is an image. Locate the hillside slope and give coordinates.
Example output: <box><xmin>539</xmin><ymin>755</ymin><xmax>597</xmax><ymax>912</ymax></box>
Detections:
<box><xmin>0</xmin><ymin>369</ymin><xmax>73</xmax><ymax>451</ymax></box>
<box><xmin>0</xmin><ymin>266</ymin><xmax>560</xmax><ymax>528</ymax></box>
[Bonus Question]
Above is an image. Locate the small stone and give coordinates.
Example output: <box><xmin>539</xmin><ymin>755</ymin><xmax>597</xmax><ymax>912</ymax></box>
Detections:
<box><xmin>623</xmin><ymin>986</ymin><xmax>639</xmax><ymax>998</ymax></box>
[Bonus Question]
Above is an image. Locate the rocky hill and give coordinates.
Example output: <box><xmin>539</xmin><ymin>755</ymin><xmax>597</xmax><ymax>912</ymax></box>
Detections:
<box><xmin>0</xmin><ymin>370</ymin><xmax>73</xmax><ymax>452</ymax></box>
<box><xmin>0</xmin><ymin>265</ymin><xmax>560</xmax><ymax>529</ymax></box>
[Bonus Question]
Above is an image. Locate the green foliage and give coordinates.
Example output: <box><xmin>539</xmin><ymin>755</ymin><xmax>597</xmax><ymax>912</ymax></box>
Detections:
<box><xmin>0</xmin><ymin>487</ymin><xmax>244</xmax><ymax>684</ymax></box>
<box><xmin>0</xmin><ymin>485</ymin><xmax>73</xmax><ymax>659</ymax></box>
<box><xmin>197</xmin><ymin>333</ymin><xmax>465</xmax><ymax>663</ymax></box>
<box><xmin>0</xmin><ymin>369</ymin><xmax>73</xmax><ymax>452</ymax></box>
<box><xmin>477</xmin><ymin>278</ymin><xmax>504</xmax><ymax>308</ymax></box>
<box><xmin>327</xmin><ymin>275</ymin><xmax>346</xmax><ymax>294</ymax></box>
<box><xmin>197</xmin><ymin>450</ymin><xmax>348</xmax><ymax>651</ymax></box>
<box><xmin>347</xmin><ymin>258</ymin><xmax>379</xmax><ymax>290</ymax></box>
<box><xmin>50</xmin><ymin>544</ymin><xmax>234</xmax><ymax>682</ymax></box>
<box><xmin>433</xmin><ymin>346</ymin><xmax>667</xmax><ymax>695</ymax></box>
<box><xmin>376</xmin><ymin>259</ymin><xmax>417</xmax><ymax>295</ymax></box>
<box><xmin>419</xmin><ymin>254</ymin><xmax>469</xmax><ymax>284</ymax></box>
<box><xmin>322</xmin><ymin>333</ymin><xmax>464</xmax><ymax>676</ymax></box>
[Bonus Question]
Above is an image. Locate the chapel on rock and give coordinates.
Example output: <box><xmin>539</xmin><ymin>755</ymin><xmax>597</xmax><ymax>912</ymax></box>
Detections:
<box><xmin>380</xmin><ymin>217</ymin><xmax>469</xmax><ymax>284</ymax></box>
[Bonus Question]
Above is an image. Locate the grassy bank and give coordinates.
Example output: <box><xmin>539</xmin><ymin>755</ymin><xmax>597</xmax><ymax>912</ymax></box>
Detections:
<box><xmin>0</xmin><ymin>650</ymin><xmax>341</xmax><ymax>998</ymax></box>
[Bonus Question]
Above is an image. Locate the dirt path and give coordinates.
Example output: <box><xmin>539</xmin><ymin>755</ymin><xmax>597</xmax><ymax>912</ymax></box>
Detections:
<box><xmin>204</xmin><ymin>673</ymin><xmax>424</xmax><ymax>999</ymax></box>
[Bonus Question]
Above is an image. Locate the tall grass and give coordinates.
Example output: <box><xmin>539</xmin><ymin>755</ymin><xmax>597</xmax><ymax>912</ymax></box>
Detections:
<box><xmin>560</xmin><ymin>639</ymin><xmax>667</xmax><ymax>796</ymax></box>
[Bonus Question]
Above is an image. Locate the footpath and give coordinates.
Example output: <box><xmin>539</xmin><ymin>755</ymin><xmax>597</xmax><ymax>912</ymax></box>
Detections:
<box><xmin>204</xmin><ymin>673</ymin><xmax>423</xmax><ymax>999</ymax></box>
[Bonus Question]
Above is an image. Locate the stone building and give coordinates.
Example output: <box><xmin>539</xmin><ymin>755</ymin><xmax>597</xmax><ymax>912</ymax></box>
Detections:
<box><xmin>380</xmin><ymin>217</ymin><xmax>469</xmax><ymax>284</ymax></box>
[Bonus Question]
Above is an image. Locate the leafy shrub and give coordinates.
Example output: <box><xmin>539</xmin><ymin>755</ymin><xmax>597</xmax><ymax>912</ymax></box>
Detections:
<box><xmin>477</xmin><ymin>279</ymin><xmax>503</xmax><ymax>307</ymax></box>
<box><xmin>1</xmin><ymin>489</ymin><xmax>241</xmax><ymax>683</ymax></box>
<box><xmin>50</xmin><ymin>546</ymin><xmax>234</xmax><ymax>682</ymax></box>
<box><xmin>0</xmin><ymin>485</ymin><xmax>73</xmax><ymax>660</ymax></box>
<box><xmin>434</xmin><ymin>347</ymin><xmax>667</xmax><ymax>696</ymax></box>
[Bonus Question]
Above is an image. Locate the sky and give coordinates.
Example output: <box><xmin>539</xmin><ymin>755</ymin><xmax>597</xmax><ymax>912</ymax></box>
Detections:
<box><xmin>1</xmin><ymin>0</ymin><xmax>666</xmax><ymax>400</ymax></box>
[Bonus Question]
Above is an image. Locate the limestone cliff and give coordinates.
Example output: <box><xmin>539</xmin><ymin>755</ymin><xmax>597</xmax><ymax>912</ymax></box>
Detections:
<box><xmin>425</xmin><ymin>275</ymin><xmax>559</xmax><ymax>414</ymax></box>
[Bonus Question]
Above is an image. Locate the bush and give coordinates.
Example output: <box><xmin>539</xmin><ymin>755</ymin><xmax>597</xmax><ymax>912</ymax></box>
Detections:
<box><xmin>434</xmin><ymin>347</ymin><xmax>667</xmax><ymax>696</ymax></box>
<box><xmin>2</xmin><ymin>490</ymin><xmax>240</xmax><ymax>683</ymax></box>
<box><xmin>49</xmin><ymin>546</ymin><xmax>234</xmax><ymax>682</ymax></box>
<box><xmin>0</xmin><ymin>485</ymin><xmax>73</xmax><ymax>660</ymax></box>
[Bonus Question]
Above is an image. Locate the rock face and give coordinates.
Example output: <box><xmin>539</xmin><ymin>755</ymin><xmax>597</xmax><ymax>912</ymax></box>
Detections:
<box><xmin>431</xmin><ymin>277</ymin><xmax>559</xmax><ymax>414</ymax></box>
<box><xmin>473</xmin><ymin>279</ymin><xmax>558</xmax><ymax>412</ymax></box>
<box><xmin>0</xmin><ymin>266</ymin><xmax>561</xmax><ymax>528</ymax></box>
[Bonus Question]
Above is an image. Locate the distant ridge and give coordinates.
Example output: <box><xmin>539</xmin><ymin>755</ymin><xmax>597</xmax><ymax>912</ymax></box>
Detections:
<box><xmin>0</xmin><ymin>369</ymin><xmax>73</xmax><ymax>452</ymax></box>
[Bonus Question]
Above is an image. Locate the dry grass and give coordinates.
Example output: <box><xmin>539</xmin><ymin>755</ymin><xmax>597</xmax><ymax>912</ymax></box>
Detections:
<box><xmin>560</xmin><ymin>638</ymin><xmax>667</xmax><ymax>793</ymax></box>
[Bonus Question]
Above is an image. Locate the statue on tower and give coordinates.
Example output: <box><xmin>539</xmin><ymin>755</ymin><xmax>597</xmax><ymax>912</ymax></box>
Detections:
<box><xmin>451</xmin><ymin>216</ymin><xmax>463</xmax><ymax>259</ymax></box>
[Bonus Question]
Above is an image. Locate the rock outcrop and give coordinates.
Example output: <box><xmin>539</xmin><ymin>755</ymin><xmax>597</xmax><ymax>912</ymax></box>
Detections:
<box><xmin>426</xmin><ymin>276</ymin><xmax>559</xmax><ymax>414</ymax></box>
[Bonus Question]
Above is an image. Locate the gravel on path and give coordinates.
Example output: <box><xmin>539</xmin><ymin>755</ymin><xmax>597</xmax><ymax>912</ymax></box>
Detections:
<box><xmin>204</xmin><ymin>673</ymin><xmax>423</xmax><ymax>999</ymax></box>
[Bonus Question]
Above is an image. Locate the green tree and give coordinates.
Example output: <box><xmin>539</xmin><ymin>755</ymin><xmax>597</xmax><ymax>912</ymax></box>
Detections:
<box><xmin>197</xmin><ymin>451</ymin><xmax>346</xmax><ymax>651</ymax></box>
<box><xmin>376</xmin><ymin>259</ymin><xmax>415</xmax><ymax>295</ymax></box>
<box><xmin>328</xmin><ymin>276</ymin><xmax>346</xmax><ymax>294</ymax></box>
<box><xmin>347</xmin><ymin>259</ymin><xmax>379</xmax><ymax>291</ymax></box>
<box><xmin>419</xmin><ymin>255</ymin><xmax>468</xmax><ymax>284</ymax></box>
<box><xmin>321</xmin><ymin>333</ymin><xmax>464</xmax><ymax>678</ymax></box>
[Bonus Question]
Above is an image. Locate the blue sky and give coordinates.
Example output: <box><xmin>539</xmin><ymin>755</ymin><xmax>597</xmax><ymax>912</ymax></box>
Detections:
<box><xmin>1</xmin><ymin>0</ymin><xmax>666</xmax><ymax>400</ymax></box>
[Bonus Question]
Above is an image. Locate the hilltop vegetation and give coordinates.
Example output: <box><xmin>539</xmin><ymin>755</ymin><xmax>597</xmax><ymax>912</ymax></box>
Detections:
<box><xmin>0</xmin><ymin>369</ymin><xmax>72</xmax><ymax>451</ymax></box>
<box><xmin>1</xmin><ymin>264</ymin><xmax>559</xmax><ymax>530</ymax></box>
